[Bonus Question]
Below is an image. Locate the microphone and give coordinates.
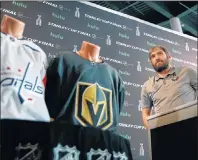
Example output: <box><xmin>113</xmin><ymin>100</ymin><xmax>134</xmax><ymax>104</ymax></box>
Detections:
<box><xmin>171</xmin><ymin>72</ymin><xmax>179</xmax><ymax>81</ymax></box>
<box><xmin>172</xmin><ymin>76</ymin><xmax>179</xmax><ymax>81</ymax></box>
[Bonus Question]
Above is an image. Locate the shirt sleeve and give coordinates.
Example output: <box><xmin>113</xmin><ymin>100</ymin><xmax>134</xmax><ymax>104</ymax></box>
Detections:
<box><xmin>45</xmin><ymin>57</ymin><xmax>62</xmax><ymax>119</ymax></box>
<box><xmin>118</xmin><ymin>78</ymin><xmax>125</xmax><ymax>113</ymax></box>
<box><xmin>141</xmin><ymin>82</ymin><xmax>153</xmax><ymax>109</ymax></box>
<box><xmin>187</xmin><ymin>67</ymin><xmax>198</xmax><ymax>96</ymax></box>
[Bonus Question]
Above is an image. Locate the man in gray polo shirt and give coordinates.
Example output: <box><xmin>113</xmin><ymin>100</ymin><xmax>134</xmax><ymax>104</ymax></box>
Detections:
<box><xmin>141</xmin><ymin>45</ymin><xmax>197</xmax><ymax>129</ymax></box>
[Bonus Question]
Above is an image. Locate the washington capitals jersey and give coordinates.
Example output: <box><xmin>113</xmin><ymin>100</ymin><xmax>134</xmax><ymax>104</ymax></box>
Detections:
<box><xmin>45</xmin><ymin>51</ymin><xmax>125</xmax><ymax>131</ymax></box>
<box><xmin>1</xmin><ymin>32</ymin><xmax>50</xmax><ymax>122</ymax></box>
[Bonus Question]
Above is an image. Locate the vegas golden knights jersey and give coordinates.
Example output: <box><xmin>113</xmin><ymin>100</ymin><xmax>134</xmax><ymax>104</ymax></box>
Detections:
<box><xmin>45</xmin><ymin>51</ymin><xmax>125</xmax><ymax>131</ymax></box>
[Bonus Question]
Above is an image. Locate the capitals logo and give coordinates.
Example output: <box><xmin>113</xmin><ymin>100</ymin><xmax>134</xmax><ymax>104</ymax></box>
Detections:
<box><xmin>75</xmin><ymin>82</ymin><xmax>113</xmax><ymax>130</ymax></box>
<box><xmin>1</xmin><ymin>62</ymin><xmax>44</xmax><ymax>104</ymax></box>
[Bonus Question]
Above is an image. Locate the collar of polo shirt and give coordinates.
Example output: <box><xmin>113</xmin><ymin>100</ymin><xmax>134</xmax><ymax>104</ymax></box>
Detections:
<box><xmin>155</xmin><ymin>67</ymin><xmax>176</xmax><ymax>81</ymax></box>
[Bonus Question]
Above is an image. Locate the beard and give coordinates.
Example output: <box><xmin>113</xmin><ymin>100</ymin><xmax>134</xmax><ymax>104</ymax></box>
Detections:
<box><xmin>152</xmin><ymin>60</ymin><xmax>169</xmax><ymax>72</ymax></box>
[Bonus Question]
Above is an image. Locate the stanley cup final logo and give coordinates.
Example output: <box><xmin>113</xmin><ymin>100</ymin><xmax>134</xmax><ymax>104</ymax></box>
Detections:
<box><xmin>75</xmin><ymin>7</ymin><xmax>80</xmax><ymax>18</ymax></box>
<box><xmin>106</xmin><ymin>35</ymin><xmax>111</xmax><ymax>46</ymax></box>
<box><xmin>73</xmin><ymin>45</ymin><xmax>78</xmax><ymax>52</ymax></box>
<box><xmin>36</xmin><ymin>15</ymin><xmax>42</xmax><ymax>26</ymax></box>
<box><xmin>75</xmin><ymin>82</ymin><xmax>113</xmax><ymax>130</ymax></box>
<box><xmin>138</xmin><ymin>100</ymin><xmax>142</xmax><ymax>111</ymax></box>
<box><xmin>136</xmin><ymin>26</ymin><xmax>140</xmax><ymax>36</ymax></box>
<box><xmin>185</xmin><ymin>42</ymin><xmax>189</xmax><ymax>52</ymax></box>
<box><xmin>137</xmin><ymin>61</ymin><xmax>141</xmax><ymax>72</ymax></box>
<box><xmin>139</xmin><ymin>143</ymin><xmax>144</xmax><ymax>156</ymax></box>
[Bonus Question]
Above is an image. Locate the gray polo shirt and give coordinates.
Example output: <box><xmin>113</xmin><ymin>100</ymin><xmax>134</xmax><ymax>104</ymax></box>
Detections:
<box><xmin>141</xmin><ymin>66</ymin><xmax>197</xmax><ymax>114</ymax></box>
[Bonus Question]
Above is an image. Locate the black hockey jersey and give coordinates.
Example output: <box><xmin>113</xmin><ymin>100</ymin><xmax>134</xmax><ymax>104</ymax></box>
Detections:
<box><xmin>45</xmin><ymin>51</ymin><xmax>125</xmax><ymax>131</ymax></box>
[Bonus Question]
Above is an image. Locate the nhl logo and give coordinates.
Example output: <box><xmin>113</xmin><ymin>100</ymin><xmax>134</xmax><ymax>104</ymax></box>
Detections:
<box><xmin>53</xmin><ymin>144</ymin><xmax>80</xmax><ymax>160</ymax></box>
<box><xmin>113</xmin><ymin>151</ymin><xmax>128</xmax><ymax>160</ymax></box>
<box><xmin>87</xmin><ymin>148</ymin><xmax>111</xmax><ymax>160</ymax></box>
<box><xmin>15</xmin><ymin>143</ymin><xmax>41</xmax><ymax>160</ymax></box>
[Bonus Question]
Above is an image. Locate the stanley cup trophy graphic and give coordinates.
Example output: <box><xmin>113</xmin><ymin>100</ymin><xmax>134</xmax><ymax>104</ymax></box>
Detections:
<box><xmin>137</xmin><ymin>61</ymin><xmax>141</xmax><ymax>72</ymax></box>
<box><xmin>185</xmin><ymin>42</ymin><xmax>189</xmax><ymax>52</ymax></box>
<box><xmin>75</xmin><ymin>7</ymin><xmax>80</xmax><ymax>18</ymax></box>
<box><xmin>73</xmin><ymin>45</ymin><xmax>78</xmax><ymax>52</ymax></box>
<box><xmin>106</xmin><ymin>35</ymin><xmax>111</xmax><ymax>46</ymax></box>
<box><xmin>138</xmin><ymin>100</ymin><xmax>142</xmax><ymax>111</ymax></box>
<box><xmin>140</xmin><ymin>143</ymin><xmax>144</xmax><ymax>156</ymax></box>
<box><xmin>36</xmin><ymin>15</ymin><xmax>42</xmax><ymax>26</ymax></box>
<box><xmin>136</xmin><ymin>26</ymin><xmax>140</xmax><ymax>36</ymax></box>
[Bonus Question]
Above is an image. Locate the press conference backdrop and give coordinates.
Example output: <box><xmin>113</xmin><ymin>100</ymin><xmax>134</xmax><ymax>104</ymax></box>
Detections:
<box><xmin>1</xmin><ymin>1</ymin><xmax>197</xmax><ymax>160</ymax></box>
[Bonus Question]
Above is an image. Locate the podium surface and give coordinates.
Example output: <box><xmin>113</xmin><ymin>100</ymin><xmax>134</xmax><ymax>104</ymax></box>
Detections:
<box><xmin>147</xmin><ymin>100</ymin><xmax>198</xmax><ymax>160</ymax></box>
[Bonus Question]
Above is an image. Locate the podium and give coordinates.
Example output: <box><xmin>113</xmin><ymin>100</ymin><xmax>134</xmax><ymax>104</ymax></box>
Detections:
<box><xmin>147</xmin><ymin>100</ymin><xmax>198</xmax><ymax>160</ymax></box>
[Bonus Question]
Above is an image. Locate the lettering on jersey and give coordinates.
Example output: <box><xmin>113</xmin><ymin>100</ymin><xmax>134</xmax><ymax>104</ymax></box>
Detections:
<box><xmin>1</xmin><ymin>63</ymin><xmax>44</xmax><ymax>104</ymax></box>
<box><xmin>75</xmin><ymin>82</ymin><xmax>113</xmax><ymax>130</ymax></box>
<box><xmin>53</xmin><ymin>144</ymin><xmax>80</xmax><ymax>160</ymax></box>
<box><xmin>87</xmin><ymin>149</ymin><xmax>111</xmax><ymax>160</ymax></box>
<box><xmin>113</xmin><ymin>151</ymin><xmax>128</xmax><ymax>160</ymax></box>
<box><xmin>15</xmin><ymin>143</ymin><xmax>41</xmax><ymax>160</ymax></box>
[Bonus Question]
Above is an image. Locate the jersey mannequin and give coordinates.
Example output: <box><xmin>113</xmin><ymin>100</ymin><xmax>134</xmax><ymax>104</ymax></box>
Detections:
<box><xmin>45</xmin><ymin>41</ymin><xmax>133</xmax><ymax>159</ymax></box>
<box><xmin>1</xmin><ymin>14</ymin><xmax>50</xmax><ymax>122</ymax></box>
<box><xmin>1</xmin><ymin>14</ymin><xmax>25</xmax><ymax>38</ymax></box>
<box><xmin>76</xmin><ymin>41</ymin><xmax>103</xmax><ymax>63</ymax></box>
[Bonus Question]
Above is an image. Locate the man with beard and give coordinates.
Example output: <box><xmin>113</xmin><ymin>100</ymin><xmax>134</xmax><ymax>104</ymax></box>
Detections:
<box><xmin>141</xmin><ymin>45</ymin><xmax>197</xmax><ymax>129</ymax></box>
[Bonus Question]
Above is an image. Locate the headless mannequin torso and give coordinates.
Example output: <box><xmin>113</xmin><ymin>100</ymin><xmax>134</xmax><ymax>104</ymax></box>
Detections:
<box><xmin>1</xmin><ymin>15</ymin><xmax>25</xmax><ymax>38</ymax></box>
<box><xmin>77</xmin><ymin>41</ymin><xmax>103</xmax><ymax>63</ymax></box>
<box><xmin>1</xmin><ymin>15</ymin><xmax>50</xmax><ymax>122</ymax></box>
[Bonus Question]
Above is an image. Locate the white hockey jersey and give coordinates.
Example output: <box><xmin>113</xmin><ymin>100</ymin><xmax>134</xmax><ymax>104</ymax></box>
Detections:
<box><xmin>1</xmin><ymin>32</ymin><xmax>50</xmax><ymax>122</ymax></box>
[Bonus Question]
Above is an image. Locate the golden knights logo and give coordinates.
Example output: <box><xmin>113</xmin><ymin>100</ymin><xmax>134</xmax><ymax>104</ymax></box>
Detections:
<box><xmin>75</xmin><ymin>82</ymin><xmax>113</xmax><ymax>130</ymax></box>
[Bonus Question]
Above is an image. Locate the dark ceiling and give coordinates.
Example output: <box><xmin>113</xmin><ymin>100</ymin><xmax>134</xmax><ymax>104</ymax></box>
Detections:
<box><xmin>90</xmin><ymin>1</ymin><xmax>198</xmax><ymax>38</ymax></box>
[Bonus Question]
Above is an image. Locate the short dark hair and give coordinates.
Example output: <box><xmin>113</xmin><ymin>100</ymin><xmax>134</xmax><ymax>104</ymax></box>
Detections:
<box><xmin>149</xmin><ymin>45</ymin><xmax>169</xmax><ymax>60</ymax></box>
